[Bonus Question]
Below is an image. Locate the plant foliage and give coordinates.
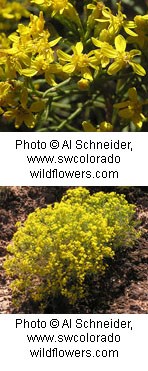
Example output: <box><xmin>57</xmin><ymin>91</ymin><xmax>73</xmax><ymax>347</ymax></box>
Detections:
<box><xmin>4</xmin><ymin>187</ymin><xmax>140</xmax><ymax>310</ymax></box>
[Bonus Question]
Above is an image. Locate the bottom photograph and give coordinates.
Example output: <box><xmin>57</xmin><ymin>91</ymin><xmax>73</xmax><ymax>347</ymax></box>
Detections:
<box><xmin>0</xmin><ymin>186</ymin><xmax>147</xmax><ymax>315</ymax></box>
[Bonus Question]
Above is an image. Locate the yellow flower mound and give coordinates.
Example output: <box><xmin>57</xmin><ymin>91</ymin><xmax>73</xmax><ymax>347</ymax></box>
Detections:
<box><xmin>4</xmin><ymin>188</ymin><xmax>139</xmax><ymax>310</ymax></box>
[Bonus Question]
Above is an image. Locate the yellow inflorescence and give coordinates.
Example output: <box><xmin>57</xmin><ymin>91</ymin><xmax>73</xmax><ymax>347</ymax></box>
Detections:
<box><xmin>4</xmin><ymin>188</ymin><xmax>140</xmax><ymax>310</ymax></box>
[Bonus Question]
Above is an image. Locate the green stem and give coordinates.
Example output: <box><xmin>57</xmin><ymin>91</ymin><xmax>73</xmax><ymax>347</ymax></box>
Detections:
<box><xmin>52</xmin><ymin>102</ymin><xmax>71</xmax><ymax>110</ymax></box>
<box><xmin>65</xmin><ymin>123</ymin><xmax>81</xmax><ymax>131</ymax></box>
<box><xmin>27</xmin><ymin>88</ymin><xmax>43</xmax><ymax>98</ymax></box>
<box><xmin>33</xmin><ymin>79</ymin><xmax>46</xmax><ymax>84</ymax></box>
<box><xmin>55</xmin><ymin>105</ymin><xmax>83</xmax><ymax>131</ymax></box>
<box><xmin>43</xmin><ymin>78</ymin><xmax>71</xmax><ymax>98</ymax></box>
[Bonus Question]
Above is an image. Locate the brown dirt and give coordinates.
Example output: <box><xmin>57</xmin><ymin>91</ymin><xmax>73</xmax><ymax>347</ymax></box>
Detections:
<box><xmin>0</xmin><ymin>186</ymin><xmax>147</xmax><ymax>314</ymax></box>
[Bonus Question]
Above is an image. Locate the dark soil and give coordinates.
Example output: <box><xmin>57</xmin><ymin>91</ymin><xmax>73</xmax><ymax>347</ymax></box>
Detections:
<box><xmin>0</xmin><ymin>186</ymin><xmax>147</xmax><ymax>314</ymax></box>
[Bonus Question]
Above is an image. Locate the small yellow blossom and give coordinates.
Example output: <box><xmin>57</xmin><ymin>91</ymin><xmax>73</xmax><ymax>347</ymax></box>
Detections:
<box><xmin>31</xmin><ymin>0</ymin><xmax>80</xmax><ymax>25</ymax></box>
<box><xmin>82</xmin><ymin>120</ymin><xmax>113</xmax><ymax>132</ymax></box>
<box><xmin>77</xmin><ymin>78</ymin><xmax>90</xmax><ymax>90</ymax></box>
<box><xmin>128</xmin><ymin>15</ymin><xmax>148</xmax><ymax>49</ymax></box>
<box><xmin>95</xmin><ymin>3</ymin><xmax>137</xmax><ymax>38</ymax></box>
<box><xmin>87</xmin><ymin>1</ymin><xmax>106</xmax><ymax>29</ymax></box>
<box><xmin>91</xmin><ymin>37</ymin><xmax>111</xmax><ymax>68</ymax></box>
<box><xmin>93</xmin><ymin>34</ymin><xmax>146</xmax><ymax>76</ymax></box>
<box><xmin>1</xmin><ymin>12</ymin><xmax>61</xmax><ymax>84</ymax></box>
<box><xmin>31</xmin><ymin>0</ymin><xmax>70</xmax><ymax>15</ymax></box>
<box><xmin>114</xmin><ymin>87</ymin><xmax>147</xmax><ymax>128</ymax></box>
<box><xmin>0</xmin><ymin>0</ymin><xmax>30</xmax><ymax>21</ymax></box>
<box><xmin>82</xmin><ymin>121</ymin><xmax>97</xmax><ymax>132</ymax></box>
<box><xmin>4</xmin><ymin>88</ymin><xmax>45</xmax><ymax>128</ymax></box>
<box><xmin>98</xmin><ymin>121</ymin><xmax>113</xmax><ymax>132</ymax></box>
<box><xmin>20</xmin><ymin>54</ymin><xmax>62</xmax><ymax>85</ymax></box>
<box><xmin>0</xmin><ymin>32</ymin><xmax>10</xmax><ymax>49</ymax></box>
<box><xmin>58</xmin><ymin>42</ymin><xmax>98</xmax><ymax>80</ymax></box>
<box><xmin>0</xmin><ymin>81</ymin><xmax>12</xmax><ymax>106</ymax></box>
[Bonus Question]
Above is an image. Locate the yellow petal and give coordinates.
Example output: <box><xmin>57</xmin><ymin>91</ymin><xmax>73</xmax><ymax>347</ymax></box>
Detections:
<box><xmin>128</xmin><ymin>87</ymin><xmax>138</xmax><ymax>102</ymax></box>
<box><xmin>102</xmin><ymin>46</ymin><xmax>117</xmax><ymax>58</ymax></box>
<box><xmin>63</xmin><ymin>64</ymin><xmax>75</xmax><ymax>73</ymax></box>
<box><xmin>102</xmin><ymin>8</ymin><xmax>111</xmax><ymax>19</ymax></box>
<box><xmin>24</xmin><ymin>112</ymin><xmax>36</xmax><ymax>128</ymax></box>
<box><xmin>107</xmin><ymin>61</ymin><xmax>122</xmax><ymax>75</ymax></box>
<box><xmin>133</xmin><ymin>116</ymin><xmax>143</xmax><ymax>128</ymax></box>
<box><xmin>130</xmin><ymin>62</ymin><xmax>146</xmax><ymax>76</ymax></box>
<box><xmin>82</xmin><ymin>67</ymin><xmax>93</xmax><ymax>81</ymax></box>
<box><xmin>45</xmin><ymin>73</ymin><xmax>57</xmax><ymax>86</ymax></box>
<box><xmin>48</xmin><ymin>64</ymin><xmax>62</xmax><ymax>73</ymax></box>
<box><xmin>31</xmin><ymin>0</ymin><xmax>44</xmax><ymax>3</ymax></box>
<box><xmin>82</xmin><ymin>121</ymin><xmax>97</xmax><ymax>132</ymax></box>
<box><xmin>74</xmin><ymin>42</ymin><xmax>83</xmax><ymax>55</ymax></box>
<box><xmin>30</xmin><ymin>101</ymin><xmax>45</xmax><ymax>112</ymax></box>
<box><xmin>15</xmin><ymin>115</ymin><xmax>23</xmax><ymax>129</ymax></box>
<box><xmin>124</xmin><ymin>27</ymin><xmax>138</xmax><ymax>37</ymax></box>
<box><xmin>129</xmin><ymin>49</ymin><xmax>141</xmax><ymax>57</ymax></box>
<box><xmin>114</xmin><ymin>101</ymin><xmax>129</xmax><ymax>109</ymax></box>
<box><xmin>20</xmin><ymin>88</ymin><xmax>28</xmax><ymax>108</ymax></box>
<box><xmin>49</xmin><ymin>37</ymin><xmax>61</xmax><ymax>48</ymax></box>
<box><xmin>118</xmin><ymin>108</ymin><xmax>133</xmax><ymax>119</ymax></box>
<box><xmin>91</xmin><ymin>37</ymin><xmax>103</xmax><ymax>48</ymax></box>
<box><xmin>57</xmin><ymin>50</ymin><xmax>71</xmax><ymax>62</ymax></box>
<box><xmin>125</xmin><ymin>21</ymin><xmax>136</xmax><ymax>28</ymax></box>
<box><xmin>115</xmin><ymin>35</ymin><xmax>126</xmax><ymax>52</ymax></box>
<box><xmin>8</xmin><ymin>33</ymin><xmax>19</xmax><ymax>43</ymax></box>
<box><xmin>99</xmin><ymin>122</ymin><xmax>113</xmax><ymax>132</ymax></box>
<box><xmin>4</xmin><ymin>110</ymin><xmax>15</xmax><ymax>120</ymax></box>
<box><xmin>20</xmin><ymin>68</ymin><xmax>37</xmax><ymax>77</ymax></box>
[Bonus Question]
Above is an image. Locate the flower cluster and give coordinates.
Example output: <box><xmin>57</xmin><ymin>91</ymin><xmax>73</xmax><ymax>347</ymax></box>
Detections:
<box><xmin>0</xmin><ymin>1</ymin><xmax>147</xmax><ymax>131</ymax></box>
<box><xmin>0</xmin><ymin>11</ymin><xmax>62</xmax><ymax>127</ymax></box>
<box><xmin>4</xmin><ymin>187</ymin><xmax>139</xmax><ymax>310</ymax></box>
<box><xmin>0</xmin><ymin>0</ymin><xmax>30</xmax><ymax>30</ymax></box>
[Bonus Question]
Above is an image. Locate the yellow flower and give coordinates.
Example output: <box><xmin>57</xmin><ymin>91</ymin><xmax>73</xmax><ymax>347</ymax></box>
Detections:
<box><xmin>31</xmin><ymin>0</ymin><xmax>80</xmax><ymax>25</ymax></box>
<box><xmin>95</xmin><ymin>3</ymin><xmax>137</xmax><ymax>38</ymax></box>
<box><xmin>58</xmin><ymin>42</ymin><xmax>98</xmax><ymax>80</ymax></box>
<box><xmin>31</xmin><ymin>0</ymin><xmax>69</xmax><ymax>15</ymax></box>
<box><xmin>77</xmin><ymin>78</ymin><xmax>90</xmax><ymax>90</ymax></box>
<box><xmin>99</xmin><ymin>34</ymin><xmax>146</xmax><ymax>76</ymax></box>
<box><xmin>91</xmin><ymin>37</ymin><xmax>111</xmax><ymax>68</ymax></box>
<box><xmin>82</xmin><ymin>121</ymin><xmax>113</xmax><ymax>132</ymax></box>
<box><xmin>82</xmin><ymin>121</ymin><xmax>97</xmax><ymax>132</ymax></box>
<box><xmin>0</xmin><ymin>32</ymin><xmax>10</xmax><ymax>49</ymax></box>
<box><xmin>0</xmin><ymin>0</ymin><xmax>30</xmax><ymax>21</ymax></box>
<box><xmin>20</xmin><ymin>53</ymin><xmax>62</xmax><ymax>85</ymax></box>
<box><xmin>114</xmin><ymin>87</ymin><xmax>147</xmax><ymax>128</ymax></box>
<box><xmin>0</xmin><ymin>81</ymin><xmax>12</xmax><ymax>106</ymax></box>
<box><xmin>87</xmin><ymin>1</ymin><xmax>105</xmax><ymax>28</ymax></box>
<box><xmin>4</xmin><ymin>88</ymin><xmax>45</xmax><ymax>128</ymax></box>
<box><xmin>98</xmin><ymin>121</ymin><xmax>113</xmax><ymax>132</ymax></box>
<box><xmin>0</xmin><ymin>49</ymin><xmax>24</xmax><ymax>78</ymax></box>
<box><xmin>1</xmin><ymin>12</ymin><xmax>61</xmax><ymax>83</ymax></box>
<box><xmin>87</xmin><ymin>1</ymin><xmax>105</xmax><ymax>15</ymax></box>
<box><xmin>127</xmin><ymin>15</ymin><xmax>148</xmax><ymax>49</ymax></box>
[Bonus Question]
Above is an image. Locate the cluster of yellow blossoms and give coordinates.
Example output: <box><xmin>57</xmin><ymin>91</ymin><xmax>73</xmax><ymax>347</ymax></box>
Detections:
<box><xmin>0</xmin><ymin>0</ymin><xmax>30</xmax><ymax>30</ymax></box>
<box><xmin>4</xmin><ymin>187</ymin><xmax>139</xmax><ymax>309</ymax></box>
<box><xmin>0</xmin><ymin>1</ymin><xmax>147</xmax><ymax>130</ymax></box>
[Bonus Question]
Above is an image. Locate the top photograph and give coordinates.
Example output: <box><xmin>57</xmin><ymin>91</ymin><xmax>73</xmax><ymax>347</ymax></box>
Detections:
<box><xmin>0</xmin><ymin>0</ymin><xmax>148</xmax><ymax>132</ymax></box>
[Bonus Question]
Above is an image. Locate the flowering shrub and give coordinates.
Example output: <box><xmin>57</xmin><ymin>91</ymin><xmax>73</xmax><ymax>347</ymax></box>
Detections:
<box><xmin>4</xmin><ymin>187</ymin><xmax>140</xmax><ymax>310</ymax></box>
<box><xmin>0</xmin><ymin>0</ymin><xmax>147</xmax><ymax>131</ymax></box>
